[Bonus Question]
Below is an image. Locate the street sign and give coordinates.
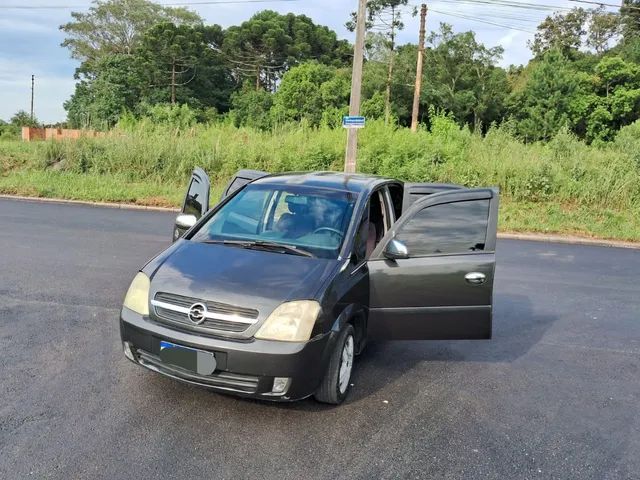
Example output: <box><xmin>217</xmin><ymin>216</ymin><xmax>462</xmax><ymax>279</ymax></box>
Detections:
<box><xmin>342</xmin><ymin>116</ymin><xmax>366</xmax><ymax>129</ymax></box>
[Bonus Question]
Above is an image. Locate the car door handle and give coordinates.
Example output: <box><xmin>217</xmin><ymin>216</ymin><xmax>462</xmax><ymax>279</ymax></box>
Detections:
<box><xmin>465</xmin><ymin>272</ymin><xmax>486</xmax><ymax>285</ymax></box>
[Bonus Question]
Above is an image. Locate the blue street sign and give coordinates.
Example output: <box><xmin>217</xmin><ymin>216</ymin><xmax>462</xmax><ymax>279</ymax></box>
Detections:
<box><xmin>342</xmin><ymin>116</ymin><xmax>366</xmax><ymax>129</ymax></box>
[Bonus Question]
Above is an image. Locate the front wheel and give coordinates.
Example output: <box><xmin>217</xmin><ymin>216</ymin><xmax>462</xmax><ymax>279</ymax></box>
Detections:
<box><xmin>314</xmin><ymin>325</ymin><xmax>355</xmax><ymax>405</ymax></box>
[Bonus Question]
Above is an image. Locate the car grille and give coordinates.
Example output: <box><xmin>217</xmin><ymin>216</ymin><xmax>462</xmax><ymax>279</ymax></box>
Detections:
<box><xmin>136</xmin><ymin>349</ymin><xmax>260</xmax><ymax>394</ymax></box>
<box><xmin>152</xmin><ymin>292</ymin><xmax>259</xmax><ymax>334</ymax></box>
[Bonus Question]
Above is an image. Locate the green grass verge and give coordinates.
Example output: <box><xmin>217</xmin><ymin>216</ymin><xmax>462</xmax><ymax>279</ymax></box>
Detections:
<box><xmin>1</xmin><ymin>169</ymin><xmax>638</xmax><ymax>242</ymax></box>
<box><xmin>0</xmin><ymin>170</ymin><xmax>183</xmax><ymax>207</ymax></box>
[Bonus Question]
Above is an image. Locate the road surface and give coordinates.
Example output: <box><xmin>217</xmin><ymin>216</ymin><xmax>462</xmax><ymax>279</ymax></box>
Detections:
<box><xmin>0</xmin><ymin>198</ymin><xmax>638</xmax><ymax>479</ymax></box>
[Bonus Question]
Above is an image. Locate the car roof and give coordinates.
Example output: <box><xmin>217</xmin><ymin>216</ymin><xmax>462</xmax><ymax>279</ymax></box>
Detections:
<box><xmin>252</xmin><ymin>172</ymin><xmax>397</xmax><ymax>194</ymax></box>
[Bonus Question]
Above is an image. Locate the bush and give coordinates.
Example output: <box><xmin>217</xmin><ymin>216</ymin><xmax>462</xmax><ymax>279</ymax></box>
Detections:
<box><xmin>3</xmin><ymin>118</ymin><xmax>638</xmax><ymax>217</ymax></box>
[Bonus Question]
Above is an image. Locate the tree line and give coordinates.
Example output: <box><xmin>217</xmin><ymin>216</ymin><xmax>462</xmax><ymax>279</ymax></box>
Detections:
<box><xmin>27</xmin><ymin>0</ymin><xmax>640</xmax><ymax>143</ymax></box>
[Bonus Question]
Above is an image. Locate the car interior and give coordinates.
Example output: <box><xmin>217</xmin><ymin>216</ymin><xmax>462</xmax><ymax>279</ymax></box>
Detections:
<box><xmin>366</xmin><ymin>190</ymin><xmax>392</xmax><ymax>258</ymax></box>
<box><xmin>198</xmin><ymin>187</ymin><xmax>355</xmax><ymax>256</ymax></box>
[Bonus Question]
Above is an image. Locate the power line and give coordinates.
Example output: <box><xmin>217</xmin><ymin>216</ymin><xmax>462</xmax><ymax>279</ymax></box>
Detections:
<box><xmin>431</xmin><ymin>0</ymin><xmax>573</xmax><ymax>13</ymax></box>
<box><xmin>429</xmin><ymin>8</ymin><xmax>538</xmax><ymax>34</ymax></box>
<box><xmin>570</xmin><ymin>0</ymin><xmax>640</xmax><ymax>9</ymax></box>
<box><xmin>0</xmin><ymin>0</ymin><xmax>300</xmax><ymax>9</ymax></box>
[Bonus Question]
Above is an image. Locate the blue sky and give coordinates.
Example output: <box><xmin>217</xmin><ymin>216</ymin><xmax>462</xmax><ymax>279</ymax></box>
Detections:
<box><xmin>0</xmin><ymin>0</ymin><xmax>580</xmax><ymax>123</ymax></box>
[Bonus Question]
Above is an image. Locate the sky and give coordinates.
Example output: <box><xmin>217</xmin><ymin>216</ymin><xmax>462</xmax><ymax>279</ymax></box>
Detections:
<box><xmin>0</xmin><ymin>0</ymin><xmax>587</xmax><ymax>124</ymax></box>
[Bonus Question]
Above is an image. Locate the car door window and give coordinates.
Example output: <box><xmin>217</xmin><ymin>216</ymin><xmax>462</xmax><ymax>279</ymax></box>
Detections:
<box><xmin>387</xmin><ymin>184</ymin><xmax>403</xmax><ymax>222</ymax></box>
<box><xmin>402</xmin><ymin>183</ymin><xmax>463</xmax><ymax>212</ymax></box>
<box><xmin>183</xmin><ymin>177</ymin><xmax>208</xmax><ymax>217</ymax></box>
<box><xmin>395</xmin><ymin>199</ymin><xmax>490</xmax><ymax>256</ymax></box>
<box><xmin>356</xmin><ymin>188</ymin><xmax>394</xmax><ymax>260</ymax></box>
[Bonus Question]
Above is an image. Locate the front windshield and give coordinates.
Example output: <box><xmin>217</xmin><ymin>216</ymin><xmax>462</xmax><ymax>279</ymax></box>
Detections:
<box><xmin>191</xmin><ymin>184</ymin><xmax>358</xmax><ymax>259</ymax></box>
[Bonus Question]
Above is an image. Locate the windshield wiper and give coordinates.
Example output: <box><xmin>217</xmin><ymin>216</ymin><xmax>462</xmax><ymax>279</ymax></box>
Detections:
<box><xmin>201</xmin><ymin>239</ymin><xmax>253</xmax><ymax>247</ymax></box>
<box><xmin>245</xmin><ymin>241</ymin><xmax>315</xmax><ymax>258</ymax></box>
<box><xmin>201</xmin><ymin>239</ymin><xmax>314</xmax><ymax>258</ymax></box>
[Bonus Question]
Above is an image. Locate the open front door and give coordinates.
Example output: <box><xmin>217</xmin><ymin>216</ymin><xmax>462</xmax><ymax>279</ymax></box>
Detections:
<box><xmin>173</xmin><ymin>168</ymin><xmax>211</xmax><ymax>241</ymax></box>
<box><xmin>367</xmin><ymin>188</ymin><xmax>499</xmax><ymax>340</ymax></box>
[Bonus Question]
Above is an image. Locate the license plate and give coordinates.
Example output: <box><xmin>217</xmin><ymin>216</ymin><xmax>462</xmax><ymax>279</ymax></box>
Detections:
<box><xmin>159</xmin><ymin>341</ymin><xmax>217</xmax><ymax>376</ymax></box>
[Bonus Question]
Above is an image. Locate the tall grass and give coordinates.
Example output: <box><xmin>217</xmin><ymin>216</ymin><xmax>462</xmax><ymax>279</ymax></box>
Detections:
<box><xmin>1</xmin><ymin>115</ymin><xmax>639</xmax><ymax>240</ymax></box>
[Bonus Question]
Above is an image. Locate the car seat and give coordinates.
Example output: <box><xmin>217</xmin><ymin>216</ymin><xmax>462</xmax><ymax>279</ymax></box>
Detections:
<box><xmin>277</xmin><ymin>197</ymin><xmax>314</xmax><ymax>238</ymax></box>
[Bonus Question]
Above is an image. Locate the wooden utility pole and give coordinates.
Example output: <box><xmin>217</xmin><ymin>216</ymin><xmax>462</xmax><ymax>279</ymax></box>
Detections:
<box><xmin>345</xmin><ymin>0</ymin><xmax>367</xmax><ymax>174</ymax></box>
<box><xmin>30</xmin><ymin>75</ymin><xmax>35</xmax><ymax>121</ymax></box>
<box><xmin>411</xmin><ymin>4</ymin><xmax>427</xmax><ymax>133</ymax></box>
<box><xmin>384</xmin><ymin>5</ymin><xmax>397</xmax><ymax>125</ymax></box>
<box><xmin>171</xmin><ymin>61</ymin><xmax>176</xmax><ymax>105</ymax></box>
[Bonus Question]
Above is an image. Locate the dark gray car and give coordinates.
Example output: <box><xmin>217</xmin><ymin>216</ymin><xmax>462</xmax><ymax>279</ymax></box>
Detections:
<box><xmin>120</xmin><ymin>169</ymin><xmax>499</xmax><ymax>404</ymax></box>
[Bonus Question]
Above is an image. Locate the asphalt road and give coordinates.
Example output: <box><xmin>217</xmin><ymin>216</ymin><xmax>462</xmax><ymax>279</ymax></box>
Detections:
<box><xmin>0</xmin><ymin>198</ymin><xmax>638</xmax><ymax>480</ymax></box>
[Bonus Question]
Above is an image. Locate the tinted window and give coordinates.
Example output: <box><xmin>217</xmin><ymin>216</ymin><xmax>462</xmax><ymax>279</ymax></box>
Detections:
<box><xmin>226</xmin><ymin>177</ymin><xmax>249</xmax><ymax>197</ymax></box>
<box><xmin>183</xmin><ymin>178</ymin><xmax>207</xmax><ymax>217</ymax></box>
<box><xmin>230</xmin><ymin>189</ymin><xmax>268</xmax><ymax>221</ymax></box>
<box><xmin>396</xmin><ymin>200</ymin><xmax>490</xmax><ymax>256</ymax></box>
<box><xmin>192</xmin><ymin>184</ymin><xmax>358</xmax><ymax>259</ymax></box>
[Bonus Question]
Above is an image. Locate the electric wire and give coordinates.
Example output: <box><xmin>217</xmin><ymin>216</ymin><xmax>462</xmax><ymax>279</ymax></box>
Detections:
<box><xmin>0</xmin><ymin>0</ymin><xmax>300</xmax><ymax>9</ymax></box>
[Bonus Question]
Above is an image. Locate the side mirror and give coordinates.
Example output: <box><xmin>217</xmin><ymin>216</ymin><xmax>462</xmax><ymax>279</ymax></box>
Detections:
<box><xmin>175</xmin><ymin>213</ymin><xmax>197</xmax><ymax>230</ymax></box>
<box><xmin>383</xmin><ymin>238</ymin><xmax>409</xmax><ymax>260</ymax></box>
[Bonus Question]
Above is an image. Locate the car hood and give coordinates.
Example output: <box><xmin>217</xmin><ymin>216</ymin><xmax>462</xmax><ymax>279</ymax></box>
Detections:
<box><xmin>148</xmin><ymin>241</ymin><xmax>338</xmax><ymax>320</ymax></box>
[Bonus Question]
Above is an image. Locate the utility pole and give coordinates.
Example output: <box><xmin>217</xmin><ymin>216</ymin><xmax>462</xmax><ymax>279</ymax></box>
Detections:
<box><xmin>30</xmin><ymin>75</ymin><xmax>35</xmax><ymax>122</ymax></box>
<box><xmin>171</xmin><ymin>62</ymin><xmax>176</xmax><ymax>105</ymax></box>
<box><xmin>345</xmin><ymin>0</ymin><xmax>367</xmax><ymax>174</ymax></box>
<box><xmin>411</xmin><ymin>4</ymin><xmax>427</xmax><ymax>133</ymax></box>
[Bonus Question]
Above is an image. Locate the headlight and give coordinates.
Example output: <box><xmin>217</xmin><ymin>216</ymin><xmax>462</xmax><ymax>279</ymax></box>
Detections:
<box><xmin>123</xmin><ymin>272</ymin><xmax>150</xmax><ymax>315</ymax></box>
<box><xmin>255</xmin><ymin>300</ymin><xmax>321</xmax><ymax>342</ymax></box>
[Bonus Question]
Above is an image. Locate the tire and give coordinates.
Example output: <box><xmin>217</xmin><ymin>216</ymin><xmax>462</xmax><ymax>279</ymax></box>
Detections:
<box><xmin>314</xmin><ymin>324</ymin><xmax>355</xmax><ymax>405</ymax></box>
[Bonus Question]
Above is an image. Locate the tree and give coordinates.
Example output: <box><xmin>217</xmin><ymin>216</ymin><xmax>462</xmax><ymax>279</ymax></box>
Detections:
<box><xmin>10</xmin><ymin>110</ymin><xmax>39</xmax><ymax>127</ymax></box>
<box><xmin>587</xmin><ymin>7</ymin><xmax>620</xmax><ymax>54</ymax></box>
<box><xmin>423</xmin><ymin>24</ymin><xmax>508</xmax><ymax>130</ymax></box>
<box><xmin>510</xmin><ymin>50</ymin><xmax>580</xmax><ymax>142</ymax></box>
<box><xmin>138</xmin><ymin>23</ymin><xmax>206</xmax><ymax>105</ymax></box>
<box><xmin>270</xmin><ymin>62</ymin><xmax>350</xmax><ymax>127</ymax></box>
<box><xmin>60</xmin><ymin>0</ymin><xmax>202</xmax><ymax>70</ymax></box>
<box><xmin>61</xmin><ymin>0</ymin><xmax>205</xmax><ymax>126</ymax></box>
<box><xmin>64</xmin><ymin>54</ymin><xmax>143</xmax><ymax>129</ymax></box>
<box><xmin>223</xmin><ymin>11</ymin><xmax>351</xmax><ymax>92</ymax></box>
<box><xmin>529</xmin><ymin>8</ymin><xmax>588</xmax><ymax>57</ymax></box>
<box><xmin>588</xmin><ymin>56</ymin><xmax>640</xmax><ymax>141</ymax></box>
<box><xmin>349</xmin><ymin>1</ymin><xmax>413</xmax><ymax>124</ymax></box>
<box><xmin>229</xmin><ymin>83</ymin><xmax>274</xmax><ymax>130</ymax></box>
<box><xmin>137</xmin><ymin>23</ymin><xmax>234</xmax><ymax>113</ymax></box>
<box><xmin>621</xmin><ymin>0</ymin><xmax>640</xmax><ymax>40</ymax></box>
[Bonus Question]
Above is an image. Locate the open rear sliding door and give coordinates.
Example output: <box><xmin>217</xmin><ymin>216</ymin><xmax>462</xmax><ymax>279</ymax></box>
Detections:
<box><xmin>367</xmin><ymin>188</ymin><xmax>500</xmax><ymax>340</ymax></box>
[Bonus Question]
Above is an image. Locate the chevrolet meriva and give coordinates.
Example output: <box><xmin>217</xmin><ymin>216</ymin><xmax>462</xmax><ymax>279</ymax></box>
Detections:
<box><xmin>120</xmin><ymin>169</ymin><xmax>499</xmax><ymax>404</ymax></box>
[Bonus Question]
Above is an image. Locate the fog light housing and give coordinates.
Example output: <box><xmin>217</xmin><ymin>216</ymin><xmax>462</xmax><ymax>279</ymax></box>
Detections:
<box><xmin>123</xmin><ymin>342</ymin><xmax>135</xmax><ymax>361</ymax></box>
<box><xmin>271</xmin><ymin>377</ymin><xmax>291</xmax><ymax>395</ymax></box>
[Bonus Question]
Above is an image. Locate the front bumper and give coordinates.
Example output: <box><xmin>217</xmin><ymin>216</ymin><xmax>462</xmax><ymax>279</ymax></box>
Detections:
<box><xmin>120</xmin><ymin>307</ymin><xmax>335</xmax><ymax>401</ymax></box>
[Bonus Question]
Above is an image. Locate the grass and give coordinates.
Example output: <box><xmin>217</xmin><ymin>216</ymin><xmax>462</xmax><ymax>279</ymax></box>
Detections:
<box><xmin>1</xmin><ymin>116</ymin><xmax>639</xmax><ymax>241</ymax></box>
<box><xmin>0</xmin><ymin>170</ymin><xmax>183</xmax><ymax>207</ymax></box>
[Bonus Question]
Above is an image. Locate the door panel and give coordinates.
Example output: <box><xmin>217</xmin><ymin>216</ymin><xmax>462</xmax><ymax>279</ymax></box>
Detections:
<box><xmin>368</xmin><ymin>188</ymin><xmax>499</xmax><ymax>341</ymax></box>
<box><xmin>368</xmin><ymin>254</ymin><xmax>494</xmax><ymax>340</ymax></box>
<box><xmin>182</xmin><ymin>167</ymin><xmax>211</xmax><ymax>218</ymax></box>
<box><xmin>173</xmin><ymin>168</ymin><xmax>211</xmax><ymax>241</ymax></box>
<box><xmin>221</xmin><ymin>169</ymin><xmax>268</xmax><ymax>200</ymax></box>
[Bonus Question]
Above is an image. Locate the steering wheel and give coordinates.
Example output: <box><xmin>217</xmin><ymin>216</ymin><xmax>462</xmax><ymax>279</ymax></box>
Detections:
<box><xmin>313</xmin><ymin>227</ymin><xmax>344</xmax><ymax>239</ymax></box>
